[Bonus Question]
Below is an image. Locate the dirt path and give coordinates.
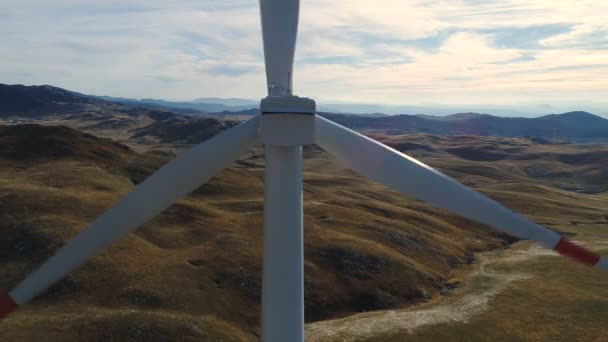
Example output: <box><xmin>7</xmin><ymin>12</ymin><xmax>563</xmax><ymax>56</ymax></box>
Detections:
<box><xmin>305</xmin><ymin>244</ymin><xmax>555</xmax><ymax>341</ymax></box>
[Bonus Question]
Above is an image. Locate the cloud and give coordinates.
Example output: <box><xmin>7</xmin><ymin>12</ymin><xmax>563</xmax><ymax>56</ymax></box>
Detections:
<box><xmin>0</xmin><ymin>0</ymin><xmax>607</xmax><ymax>113</ymax></box>
<box><xmin>540</xmin><ymin>24</ymin><xmax>608</xmax><ymax>49</ymax></box>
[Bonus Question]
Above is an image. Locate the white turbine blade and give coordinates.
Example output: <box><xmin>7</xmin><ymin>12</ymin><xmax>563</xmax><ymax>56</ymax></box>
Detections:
<box><xmin>315</xmin><ymin>115</ymin><xmax>606</xmax><ymax>270</ymax></box>
<box><xmin>0</xmin><ymin>116</ymin><xmax>260</xmax><ymax>317</ymax></box>
<box><xmin>260</xmin><ymin>0</ymin><xmax>299</xmax><ymax>95</ymax></box>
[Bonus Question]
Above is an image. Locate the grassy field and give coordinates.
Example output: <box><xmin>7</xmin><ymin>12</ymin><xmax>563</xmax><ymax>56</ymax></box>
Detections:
<box><xmin>305</xmin><ymin>182</ymin><xmax>608</xmax><ymax>341</ymax></box>
<box><xmin>1</xmin><ymin>124</ymin><xmax>607</xmax><ymax>341</ymax></box>
<box><xmin>307</xmin><ymin>238</ymin><xmax>608</xmax><ymax>341</ymax></box>
<box><xmin>319</xmin><ymin>239</ymin><xmax>608</xmax><ymax>342</ymax></box>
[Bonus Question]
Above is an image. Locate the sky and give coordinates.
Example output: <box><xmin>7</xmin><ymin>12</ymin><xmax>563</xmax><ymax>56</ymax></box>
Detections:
<box><xmin>1</xmin><ymin>0</ymin><xmax>607</xmax><ymax>116</ymax></box>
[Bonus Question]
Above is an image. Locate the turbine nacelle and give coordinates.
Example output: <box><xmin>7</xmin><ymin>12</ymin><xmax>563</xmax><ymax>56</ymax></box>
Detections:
<box><xmin>260</xmin><ymin>95</ymin><xmax>316</xmax><ymax>146</ymax></box>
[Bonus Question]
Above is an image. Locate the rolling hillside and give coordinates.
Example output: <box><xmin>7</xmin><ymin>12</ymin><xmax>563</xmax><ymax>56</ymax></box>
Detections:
<box><xmin>0</xmin><ymin>124</ymin><xmax>515</xmax><ymax>340</ymax></box>
<box><xmin>0</xmin><ymin>123</ymin><xmax>607</xmax><ymax>340</ymax></box>
<box><xmin>368</xmin><ymin>133</ymin><xmax>608</xmax><ymax>193</ymax></box>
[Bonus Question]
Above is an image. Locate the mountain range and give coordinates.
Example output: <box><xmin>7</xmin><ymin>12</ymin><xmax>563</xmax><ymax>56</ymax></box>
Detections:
<box><xmin>1</xmin><ymin>83</ymin><xmax>608</xmax><ymax>142</ymax></box>
<box><xmin>96</xmin><ymin>96</ymin><xmax>258</xmax><ymax>114</ymax></box>
<box><xmin>319</xmin><ymin>111</ymin><xmax>608</xmax><ymax>142</ymax></box>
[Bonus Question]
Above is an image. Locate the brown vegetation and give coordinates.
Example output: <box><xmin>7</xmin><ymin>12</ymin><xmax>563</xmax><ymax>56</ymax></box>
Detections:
<box><xmin>0</xmin><ymin>124</ymin><xmax>606</xmax><ymax>341</ymax></box>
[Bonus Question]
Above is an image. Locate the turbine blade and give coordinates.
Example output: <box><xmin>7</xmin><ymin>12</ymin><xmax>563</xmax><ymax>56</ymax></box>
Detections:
<box><xmin>1</xmin><ymin>116</ymin><xmax>260</xmax><ymax>318</ymax></box>
<box><xmin>315</xmin><ymin>115</ymin><xmax>606</xmax><ymax>270</ymax></box>
<box><xmin>260</xmin><ymin>0</ymin><xmax>299</xmax><ymax>95</ymax></box>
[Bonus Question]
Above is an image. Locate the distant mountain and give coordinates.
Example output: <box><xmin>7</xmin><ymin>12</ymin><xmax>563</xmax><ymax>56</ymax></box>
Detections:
<box><xmin>320</xmin><ymin>111</ymin><xmax>608</xmax><ymax>141</ymax></box>
<box><xmin>417</xmin><ymin>112</ymin><xmax>489</xmax><ymax>121</ymax></box>
<box><xmin>0</xmin><ymin>84</ymin><xmax>256</xmax><ymax>117</ymax></box>
<box><xmin>317</xmin><ymin>103</ymin><xmax>542</xmax><ymax>117</ymax></box>
<box><xmin>97</xmin><ymin>96</ymin><xmax>257</xmax><ymax>114</ymax></box>
<box><xmin>190</xmin><ymin>97</ymin><xmax>257</xmax><ymax>106</ymax></box>
<box><xmin>538</xmin><ymin>111</ymin><xmax>608</xmax><ymax>126</ymax></box>
<box><xmin>212</xmin><ymin>108</ymin><xmax>259</xmax><ymax>116</ymax></box>
<box><xmin>96</xmin><ymin>96</ymin><xmax>209</xmax><ymax>113</ymax></box>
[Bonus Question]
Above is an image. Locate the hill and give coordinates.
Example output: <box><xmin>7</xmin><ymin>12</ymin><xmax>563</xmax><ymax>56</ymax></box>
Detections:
<box><xmin>367</xmin><ymin>133</ymin><xmax>608</xmax><ymax>193</ymax></box>
<box><xmin>0</xmin><ymin>124</ymin><xmax>133</xmax><ymax>165</ymax></box>
<box><xmin>0</xmin><ymin>84</ymin><xmax>109</xmax><ymax>116</ymax></box>
<box><xmin>130</xmin><ymin>116</ymin><xmax>238</xmax><ymax>145</ymax></box>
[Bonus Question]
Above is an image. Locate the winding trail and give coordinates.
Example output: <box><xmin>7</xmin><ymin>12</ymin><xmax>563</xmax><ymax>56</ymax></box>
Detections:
<box><xmin>305</xmin><ymin>244</ymin><xmax>555</xmax><ymax>341</ymax></box>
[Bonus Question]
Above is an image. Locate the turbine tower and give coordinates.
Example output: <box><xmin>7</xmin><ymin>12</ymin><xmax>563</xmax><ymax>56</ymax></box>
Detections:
<box><xmin>1</xmin><ymin>1</ymin><xmax>605</xmax><ymax>341</ymax></box>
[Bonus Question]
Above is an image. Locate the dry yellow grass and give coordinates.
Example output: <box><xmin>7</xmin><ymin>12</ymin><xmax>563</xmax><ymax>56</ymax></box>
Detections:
<box><xmin>345</xmin><ymin>240</ymin><xmax>608</xmax><ymax>342</ymax></box>
<box><xmin>1</xmin><ymin>124</ymin><xmax>607</xmax><ymax>341</ymax></box>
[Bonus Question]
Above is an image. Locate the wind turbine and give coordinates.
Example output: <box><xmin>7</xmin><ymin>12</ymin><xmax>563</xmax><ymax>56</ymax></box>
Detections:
<box><xmin>1</xmin><ymin>0</ymin><xmax>606</xmax><ymax>341</ymax></box>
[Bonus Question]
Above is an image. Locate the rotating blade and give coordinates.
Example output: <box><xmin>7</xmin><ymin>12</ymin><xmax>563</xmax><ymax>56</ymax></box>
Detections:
<box><xmin>260</xmin><ymin>0</ymin><xmax>299</xmax><ymax>95</ymax></box>
<box><xmin>0</xmin><ymin>116</ymin><xmax>260</xmax><ymax>319</ymax></box>
<box><xmin>315</xmin><ymin>115</ymin><xmax>606</xmax><ymax>270</ymax></box>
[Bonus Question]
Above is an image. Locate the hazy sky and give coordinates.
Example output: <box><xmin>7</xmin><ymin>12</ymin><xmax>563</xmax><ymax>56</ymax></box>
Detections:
<box><xmin>1</xmin><ymin>0</ymin><xmax>607</xmax><ymax>114</ymax></box>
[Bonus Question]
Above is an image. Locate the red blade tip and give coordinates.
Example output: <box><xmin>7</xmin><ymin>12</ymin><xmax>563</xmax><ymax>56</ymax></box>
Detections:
<box><xmin>554</xmin><ymin>238</ymin><xmax>601</xmax><ymax>266</ymax></box>
<box><xmin>0</xmin><ymin>293</ymin><xmax>17</xmax><ymax>319</ymax></box>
